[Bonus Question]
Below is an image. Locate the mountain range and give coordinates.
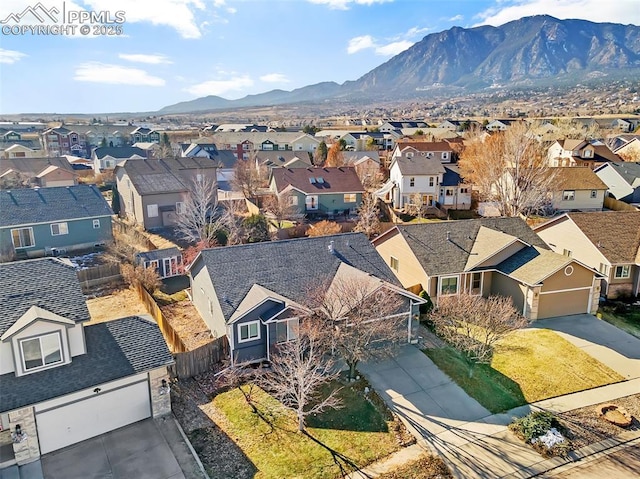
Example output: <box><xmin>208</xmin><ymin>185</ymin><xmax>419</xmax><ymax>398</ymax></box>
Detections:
<box><xmin>159</xmin><ymin>15</ymin><xmax>640</xmax><ymax>114</ymax></box>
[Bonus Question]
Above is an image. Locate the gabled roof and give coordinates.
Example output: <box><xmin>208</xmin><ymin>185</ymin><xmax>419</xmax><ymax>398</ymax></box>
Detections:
<box><xmin>0</xmin><ymin>157</ymin><xmax>75</xmax><ymax>177</ymax></box>
<box><xmin>396</xmin><ymin>141</ymin><xmax>454</xmax><ymax>153</ymax></box>
<box><xmin>256</xmin><ymin>151</ymin><xmax>313</xmax><ymax>168</ymax></box>
<box><xmin>271</xmin><ymin>166</ymin><xmax>364</xmax><ymax>194</ymax></box>
<box><xmin>552</xmin><ymin>167</ymin><xmax>607</xmax><ymax>190</ymax></box>
<box><xmin>196</xmin><ymin>233</ymin><xmax>401</xmax><ymax>323</ymax></box>
<box><xmin>596</xmin><ymin>162</ymin><xmax>640</xmax><ymax>187</ymax></box>
<box><xmin>555</xmin><ymin>211</ymin><xmax>640</xmax><ymax>264</ymax></box>
<box><xmin>0</xmin><ymin>258</ymin><xmax>89</xmax><ymax>337</ymax></box>
<box><xmin>119</xmin><ymin>158</ymin><xmax>216</xmax><ymax>195</ymax></box>
<box><xmin>136</xmin><ymin>247</ymin><xmax>181</xmax><ymax>262</ymax></box>
<box><xmin>557</xmin><ymin>138</ymin><xmax>589</xmax><ymax>151</ymax></box>
<box><xmin>377</xmin><ymin>218</ymin><xmax>549</xmax><ymax>277</ymax></box>
<box><xmin>0</xmin><ymin>316</ymin><xmax>173</xmax><ymax>413</ymax></box>
<box><xmin>392</xmin><ymin>155</ymin><xmax>446</xmax><ymax>176</ymax></box>
<box><xmin>93</xmin><ymin>146</ymin><xmax>147</xmax><ymax>160</ymax></box>
<box><xmin>496</xmin><ymin>246</ymin><xmax>573</xmax><ymax>286</ymax></box>
<box><xmin>441</xmin><ymin>164</ymin><xmax>464</xmax><ymax>186</ymax></box>
<box><xmin>0</xmin><ymin>184</ymin><xmax>113</xmax><ymax>227</ymax></box>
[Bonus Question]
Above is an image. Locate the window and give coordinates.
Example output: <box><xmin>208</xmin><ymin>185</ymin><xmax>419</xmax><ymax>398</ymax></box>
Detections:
<box><xmin>344</xmin><ymin>193</ymin><xmax>356</xmax><ymax>203</ymax></box>
<box><xmin>584</xmin><ymin>149</ymin><xmax>593</xmax><ymax>158</ymax></box>
<box><xmin>390</xmin><ymin>256</ymin><xmax>399</xmax><ymax>272</ymax></box>
<box><xmin>147</xmin><ymin>204</ymin><xmax>158</xmax><ymax>218</ymax></box>
<box><xmin>471</xmin><ymin>272</ymin><xmax>481</xmax><ymax>291</ymax></box>
<box><xmin>196</xmin><ymin>174</ymin><xmax>203</xmax><ymax>181</ymax></box>
<box><xmin>440</xmin><ymin>276</ymin><xmax>458</xmax><ymax>295</ymax></box>
<box><xmin>50</xmin><ymin>222</ymin><xmax>69</xmax><ymax>236</ymax></box>
<box><xmin>93</xmin><ymin>219</ymin><xmax>101</xmax><ymax>229</ymax></box>
<box><xmin>562</xmin><ymin>190</ymin><xmax>575</xmax><ymax>201</ymax></box>
<box><xmin>276</xmin><ymin>319</ymin><xmax>299</xmax><ymax>343</ymax></box>
<box><xmin>176</xmin><ymin>202</ymin><xmax>185</xmax><ymax>214</ymax></box>
<box><xmin>614</xmin><ymin>265</ymin><xmax>631</xmax><ymax>279</ymax></box>
<box><xmin>445</xmin><ymin>189</ymin><xmax>453</xmax><ymax>196</ymax></box>
<box><xmin>562</xmin><ymin>249</ymin><xmax>572</xmax><ymax>257</ymax></box>
<box><xmin>460</xmin><ymin>188</ymin><xmax>469</xmax><ymax>194</ymax></box>
<box><xmin>590</xmin><ymin>190</ymin><xmax>597</xmax><ymax>198</ymax></box>
<box><xmin>409</xmin><ymin>177</ymin><xmax>415</xmax><ymax>187</ymax></box>
<box><xmin>289</xmin><ymin>196</ymin><xmax>298</xmax><ymax>206</ymax></box>
<box><xmin>11</xmin><ymin>228</ymin><xmax>34</xmax><ymax>248</ymax></box>
<box><xmin>145</xmin><ymin>259</ymin><xmax>159</xmax><ymax>272</ymax></box>
<box><xmin>429</xmin><ymin>177</ymin><xmax>434</xmax><ymax>187</ymax></box>
<box><xmin>239</xmin><ymin>321</ymin><xmax>260</xmax><ymax>342</ymax></box>
<box><xmin>305</xmin><ymin>195</ymin><xmax>318</xmax><ymax>210</ymax></box>
<box><xmin>20</xmin><ymin>333</ymin><xmax>62</xmax><ymax>371</ymax></box>
<box><xmin>442</xmin><ymin>152</ymin><xmax>449</xmax><ymax>159</ymax></box>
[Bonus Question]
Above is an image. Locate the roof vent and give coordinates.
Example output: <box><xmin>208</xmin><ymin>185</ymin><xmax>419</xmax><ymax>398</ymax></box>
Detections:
<box><xmin>446</xmin><ymin>231</ymin><xmax>451</xmax><ymax>241</ymax></box>
<box><xmin>328</xmin><ymin>240</ymin><xmax>335</xmax><ymax>254</ymax></box>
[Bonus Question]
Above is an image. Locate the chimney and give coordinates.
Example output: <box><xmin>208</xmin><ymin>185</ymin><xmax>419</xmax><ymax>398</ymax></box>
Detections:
<box><xmin>328</xmin><ymin>240</ymin><xmax>335</xmax><ymax>254</ymax></box>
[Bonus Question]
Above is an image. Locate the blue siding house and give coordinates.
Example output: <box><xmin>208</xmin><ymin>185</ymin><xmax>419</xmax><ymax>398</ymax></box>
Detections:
<box><xmin>0</xmin><ymin>185</ymin><xmax>113</xmax><ymax>260</ymax></box>
<box><xmin>188</xmin><ymin>233</ymin><xmax>424</xmax><ymax>365</ymax></box>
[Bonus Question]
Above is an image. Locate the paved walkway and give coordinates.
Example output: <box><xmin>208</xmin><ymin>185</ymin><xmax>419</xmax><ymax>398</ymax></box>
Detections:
<box><xmin>359</xmin><ymin>321</ymin><xmax>640</xmax><ymax>479</ymax></box>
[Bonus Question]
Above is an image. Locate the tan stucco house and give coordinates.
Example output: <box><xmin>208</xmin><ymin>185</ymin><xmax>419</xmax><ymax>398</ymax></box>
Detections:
<box><xmin>0</xmin><ymin>258</ymin><xmax>173</xmax><ymax>466</ymax></box>
<box><xmin>534</xmin><ymin>211</ymin><xmax>640</xmax><ymax>299</ymax></box>
<box><xmin>372</xmin><ymin>218</ymin><xmax>601</xmax><ymax>320</ymax></box>
<box><xmin>550</xmin><ymin>167</ymin><xmax>607</xmax><ymax>212</ymax></box>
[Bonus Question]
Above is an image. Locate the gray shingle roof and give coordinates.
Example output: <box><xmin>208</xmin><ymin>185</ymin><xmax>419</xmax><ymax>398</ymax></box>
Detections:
<box><xmin>93</xmin><ymin>146</ymin><xmax>146</xmax><ymax>159</ymax></box>
<box><xmin>136</xmin><ymin>247</ymin><xmax>181</xmax><ymax>262</ymax></box>
<box><xmin>0</xmin><ymin>258</ymin><xmax>89</xmax><ymax>337</ymax></box>
<box><xmin>0</xmin><ymin>316</ymin><xmax>173</xmax><ymax>413</ymax></box>
<box><xmin>0</xmin><ymin>157</ymin><xmax>74</xmax><ymax>177</ymax></box>
<box><xmin>271</xmin><ymin>166</ymin><xmax>364</xmax><ymax>194</ymax></box>
<box><xmin>392</xmin><ymin>218</ymin><xmax>549</xmax><ymax>276</ymax></box>
<box><xmin>603</xmin><ymin>162</ymin><xmax>640</xmax><ymax>186</ymax></box>
<box><xmin>392</xmin><ymin>156</ymin><xmax>446</xmax><ymax>176</ymax></box>
<box><xmin>0</xmin><ymin>185</ymin><xmax>112</xmax><ymax>227</ymax></box>
<box><xmin>197</xmin><ymin>232</ymin><xmax>400</xmax><ymax>322</ymax></box>
<box><xmin>120</xmin><ymin>158</ymin><xmax>217</xmax><ymax>195</ymax></box>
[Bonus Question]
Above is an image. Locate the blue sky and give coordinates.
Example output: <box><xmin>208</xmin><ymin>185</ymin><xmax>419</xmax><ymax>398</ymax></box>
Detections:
<box><xmin>1</xmin><ymin>0</ymin><xmax>639</xmax><ymax>114</ymax></box>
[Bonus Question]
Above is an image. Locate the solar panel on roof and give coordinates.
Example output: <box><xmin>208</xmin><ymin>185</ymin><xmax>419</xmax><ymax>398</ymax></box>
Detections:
<box><xmin>316</xmin><ymin>177</ymin><xmax>324</xmax><ymax>184</ymax></box>
<box><xmin>309</xmin><ymin>177</ymin><xmax>316</xmax><ymax>184</ymax></box>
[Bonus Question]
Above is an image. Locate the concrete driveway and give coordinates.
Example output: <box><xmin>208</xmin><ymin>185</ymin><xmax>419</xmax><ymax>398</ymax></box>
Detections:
<box><xmin>41</xmin><ymin>417</ymin><xmax>206</xmax><ymax>479</ymax></box>
<box><xmin>533</xmin><ymin>314</ymin><xmax>640</xmax><ymax>379</ymax></box>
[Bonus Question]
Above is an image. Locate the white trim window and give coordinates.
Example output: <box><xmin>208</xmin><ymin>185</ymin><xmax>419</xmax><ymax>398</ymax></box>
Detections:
<box><xmin>20</xmin><ymin>332</ymin><xmax>63</xmax><ymax>372</ymax></box>
<box><xmin>471</xmin><ymin>272</ymin><xmax>482</xmax><ymax>293</ymax></box>
<box><xmin>176</xmin><ymin>202</ymin><xmax>186</xmax><ymax>214</ymax></box>
<box><xmin>50</xmin><ymin>222</ymin><xmax>69</xmax><ymax>236</ymax></box>
<box><xmin>590</xmin><ymin>190</ymin><xmax>597</xmax><ymax>198</ymax></box>
<box><xmin>614</xmin><ymin>265</ymin><xmax>631</xmax><ymax>279</ymax></box>
<box><xmin>390</xmin><ymin>256</ymin><xmax>399</xmax><ymax>272</ymax></box>
<box><xmin>344</xmin><ymin>193</ymin><xmax>356</xmax><ymax>203</ymax></box>
<box><xmin>11</xmin><ymin>227</ymin><xmax>35</xmax><ymax>248</ymax></box>
<box><xmin>562</xmin><ymin>190</ymin><xmax>575</xmax><ymax>201</ymax></box>
<box><xmin>238</xmin><ymin>321</ymin><xmax>260</xmax><ymax>342</ymax></box>
<box><xmin>440</xmin><ymin>276</ymin><xmax>458</xmax><ymax>295</ymax></box>
<box><xmin>147</xmin><ymin>204</ymin><xmax>159</xmax><ymax>218</ymax></box>
<box><xmin>93</xmin><ymin>219</ymin><xmax>101</xmax><ymax>229</ymax></box>
<box><xmin>276</xmin><ymin>318</ymin><xmax>299</xmax><ymax>343</ymax></box>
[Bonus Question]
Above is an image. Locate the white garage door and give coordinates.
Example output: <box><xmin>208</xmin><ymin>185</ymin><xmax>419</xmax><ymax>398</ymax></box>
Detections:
<box><xmin>36</xmin><ymin>380</ymin><xmax>151</xmax><ymax>454</ymax></box>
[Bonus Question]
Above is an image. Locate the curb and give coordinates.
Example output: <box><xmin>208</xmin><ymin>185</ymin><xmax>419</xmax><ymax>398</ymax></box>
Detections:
<box><xmin>500</xmin><ymin>430</ymin><xmax>640</xmax><ymax>478</ymax></box>
<box><xmin>170</xmin><ymin>416</ymin><xmax>212</xmax><ymax>479</ymax></box>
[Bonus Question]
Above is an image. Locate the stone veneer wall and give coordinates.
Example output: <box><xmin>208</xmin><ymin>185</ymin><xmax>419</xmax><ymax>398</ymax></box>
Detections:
<box><xmin>8</xmin><ymin>407</ymin><xmax>40</xmax><ymax>465</ymax></box>
<box><xmin>149</xmin><ymin>367</ymin><xmax>171</xmax><ymax>417</ymax></box>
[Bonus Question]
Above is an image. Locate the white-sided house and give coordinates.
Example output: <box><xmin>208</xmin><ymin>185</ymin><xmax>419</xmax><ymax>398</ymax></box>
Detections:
<box><xmin>92</xmin><ymin>146</ymin><xmax>146</xmax><ymax>172</ymax></box>
<box><xmin>594</xmin><ymin>162</ymin><xmax>640</xmax><ymax>204</ymax></box>
<box><xmin>187</xmin><ymin>233</ymin><xmax>424</xmax><ymax>365</ymax></box>
<box><xmin>136</xmin><ymin>247</ymin><xmax>183</xmax><ymax>279</ymax></box>
<box><xmin>549</xmin><ymin>167</ymin><xmax>607</xmax><ymax>212</ymax></box>
<box><xmin>0</xmin><ymin>258</ymin><xmax>173</xmax><ymax>466</ymax></box>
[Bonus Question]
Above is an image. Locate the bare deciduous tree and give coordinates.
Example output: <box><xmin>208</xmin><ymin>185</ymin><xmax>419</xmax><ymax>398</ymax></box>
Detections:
<box><xmin>232</xmin><ymin>156</ymin><xmax>266</xmax><ymax>200</ymax></box>
<box><xmin>459</xmin><ymin>122</ymin><xmax>557</xmax><ymax>217</ymax></box>
<box><xmin>353</xmin><ymin>193</ymin><xmax>381</xmax><ymax>239</ymax></box>
<box><xmin>310</xmin><ymin>276</ymin><xmax>407</xmax><ymax>380</ymax></box>
<box><xmin>121</xmin><ymin>263</ymin><xmax>162</xmax><ymax>292</ymax></box>
<box><xmin>260</xmin><ymin>320</ymin><xmax>343</xmax><ymax>432</ymax></box>
<box><xmin>217</xmin><ymin>199</ymin><xmax>246</xmax><ymax>245</ymax></box>
<box><xmin>308</xmin><ymin>220</ymin><xmax>341</xmax><ymax>237</ymax></box>
<box><xmin>325</xmin><ymin>142</ymin><xmax>346</xmax><ymax>167</ymax></box>
<box><xmin>263</xmin><ymin>193</ymin><xmax>298</xmax><ymax>229</ymax></box>
<box><xmin>429</xmin><ymin>294</ymin><xmax>530</xmax><ymax>376</ymax></box>
<box><xmin>175</xmin><ymin>173</ymin><xmax>219</xmax><ymax>244</ymax></box>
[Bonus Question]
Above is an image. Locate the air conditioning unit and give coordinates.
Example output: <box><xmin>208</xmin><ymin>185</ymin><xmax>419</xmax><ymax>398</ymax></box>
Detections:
<box><xmin>51</xmin><ymin>248</ymin><xmax>67</xmax><ymax>256</ymax></box>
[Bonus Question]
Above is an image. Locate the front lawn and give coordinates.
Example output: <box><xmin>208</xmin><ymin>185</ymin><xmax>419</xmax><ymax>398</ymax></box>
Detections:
<box><xmin>599</xmin><ymin>305</ymin><xmax>640</xmax><ymax>339</ymax></box>
<box><xmin>377</xmin><ymin>454</ymin><xmax>452</xmax><ymax>479</ymax></box>
<box><xmin>211</xmin><ymin>381</ymin><xmax>401</xmax><ymax>479</ymax></box>
<box><xmin>425</xmin><ymin>329</ymin><xmax>624</xmax><ymax>413</ymax></box>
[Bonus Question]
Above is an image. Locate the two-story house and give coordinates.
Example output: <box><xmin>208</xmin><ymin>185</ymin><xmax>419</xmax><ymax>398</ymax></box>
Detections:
<box><xmin>390</xmin><ymin>141</ymin><xmax>455</xmax><ymax>165</ymax></box>
<box><xmin>130</xmin><ymin>127</ymin><xmax>161</xmax><ymax>144</ymax></box>
<box><xmin>547</xmin><ymin>139</ymin><xmax>621</xmax><ymax>169</ymax></box>
<box><xmin>380</xmin><ymin>153</ymin><xmax>445</xmax><ymax>209</ymax></box>
<box><xmin>0</xmin><ymin>185</ymin><xmax>113</xmax><ymax>260</ymax></box>
<box><xmin>115</xmin><ymin>158</ymin><xmax>217</xmax><ymax>230</ymax></box>
<box><xmin>92</xmin><ymin>146</ymin><xmax>147</xmax><ymax>172</ymax></box>
<box><xmin>187</xmin><ymin>233</ymin><xmax>424</xmax><ymax>364</ymax></box>
<box><xmin>269</xmin><ymin>166</ymin><xmax>364</xmax><ymax>217</ymax></box>
<box><xmin>373</xmin><ymin>218</ymin><xmax>602</xmax><ymax>320</ymax></box>
<box><xmin>0</xmin><ymin>258</ymin><xmax>173</xmax><ymax>465</ymax></box>
<box><xmin>41</xmin><ymin>128</ymin><xmax>87</xmax><ymax>157</ymax></box>
<box><xmin>534</xmin><ymin>211</ymin><xmax>640</xmax><ymax>299</ymax></box>
<box><xmin>594</xmin><ymin>162</ymin><xmax>640</xmax><ymax>204</ymax></box>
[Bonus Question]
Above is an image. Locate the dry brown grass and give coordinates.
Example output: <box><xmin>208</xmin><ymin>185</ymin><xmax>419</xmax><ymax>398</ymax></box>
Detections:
<box><xmin>86</xmin><ymin>287</ymin><xmax>148</xmax><ymax>324</ymax></box>
<box><xmin>161</xmin><ymin>300</ymin><xmax>212</xmax><ymax>350</ymax></box>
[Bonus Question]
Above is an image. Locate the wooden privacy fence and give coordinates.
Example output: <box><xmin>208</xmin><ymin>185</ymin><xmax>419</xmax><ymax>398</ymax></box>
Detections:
<box><xmin>604</xmin><ymin>196</ymin><xmax>639</xmax><ymax>212</ymax></box>
<box><xmin>135</xmin><ymin>283</ymin><xmax>187</xmax><ymax>353</ymax></box>
<box><xmin>170</xmin><ymin>336</ymin><xmax>230</xmax><ymax>379</ymax></box>
<box><xmin>77</xmin><ymin>264</ymin><xmax>122</xmax><ymax>291</ymax></box>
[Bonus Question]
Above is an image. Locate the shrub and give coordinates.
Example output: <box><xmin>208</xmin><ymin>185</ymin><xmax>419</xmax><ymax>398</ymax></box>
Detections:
<box><xmin>509</xmin><ymin>411</ymin><xmax>572</xmax><ymax>457</ymax></box>
<box><xmin>121</xmin><ymin>263</ymin><xmax>162</xmax><ymax>293</ymax></box>
<box><xmin>308</xmin><ymin>220</ymin><xmax>341</xmax><ymax>237</ymax></box>
<box><xmin>419</xmin><ymin>290</ymin><xmax>433</xmax><ymax>315</ymax></box>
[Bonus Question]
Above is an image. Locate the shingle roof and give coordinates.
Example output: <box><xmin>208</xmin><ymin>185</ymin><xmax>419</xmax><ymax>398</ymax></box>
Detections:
<box><xmin>120</xmin><ymin>158</ymin><xmax>216</xmax><ymax>195</ymax></box>
<box><xmin>197</xmin><ymin>233</ymin><xmax>401</xmax><ymax>322</ymax></box>
<box><xmin>271</xmin><ymin>166</ymin><xmax>364</xmax><ymax>194</ymax></box>
<box><xmin>0</xmin><ymin>316</ymin><xmax>173</xmax><ymax>413</ymax></box>
<box><xmin>442</xmin><ymin>165</ymin><xmax>463</xmax><ymax>186</ymax></box>
<box><xmin>396</xmin><ymin>141</ymin><xmax>454</xmax><ymax>152</ymax></box>
<box><xmin>392</xmin><ymin>156</ymin><xmax>446</xmax><ymax>176</ymax></box>
<box><xmin>567</xmin><ymin>211</ymin><xmax>640</xmax><ymax>264</ymax></box>
<box><xmin>0</xmin><ymin>157</ymin><xmax>75</xmax><ymax>177</ymax></box>
<box><xmin>256</xmin><ymin>151</ymin><xmax>313</xmax><ymax>168</ymax></box>
<box><xmin>0</xmin><ymin>184</ymin><xmax>112</xmax><ymax>227</ymax></box>
<box><xmin>496</xmin><ymin>246</ymin><xmax>572</xmax><ymax>285</ymax></box>
<box><xmin>600</xmin><ymin>162</ymin><xmax>640</xmax><ymax>186</ymax></box>
<box><xmin>552</xmin><ymin>167</ymin><xmax>608</xmax><ymax>190</ymax></box>
<box><xmin>0</xmin><ymin>258</ymin><xmax>89</xmax><ymax>337</ymax></box>
<box><xmin>389</xmin><ymin>218</ymin><xmax>549</xmax><ymax>276</ymax></box>
<box><xmin>93</xmin><ymin>146</ymin><xmax>146</xmax><ymax>159</ymax></box>
<box><xmin>136</xmin><ymin>247</ymin><xmax>181</xmax><ymax>262</ymax></box>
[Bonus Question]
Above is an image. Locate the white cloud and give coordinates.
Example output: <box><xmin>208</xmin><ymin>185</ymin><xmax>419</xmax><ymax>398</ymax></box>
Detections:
<box><xmin>185</xmin><ymin>75</ymin><xmax>254</xmax><ymax>97</ymax></box>
<box><xmin>475</xmin><ymin>0</ymin><xmax>640</xmax><ymax>27</ymax></box>
<box><xmin>449</xmin><ymin>14</ymin><xmax>464</xmax><ymax>22</ymax></box>
<box><xmin>0</xmin><ymin>48</ymin><xmax>27</xmax><ymax>64</ymax></box>
<box><xmin>347</xmin><ymin>35</ymin><xmax>376</xmax><ymax>54</ymax></box>
<box><xmin>308</xmin><ymin>0</ymin><xmax>392</xmax><ymax>11</ymax></box>
<box><xmin>74</xmin><ymin>62</ymin><xmax>165</xmax><ymax>86</ymax></box>
<box><xmin>375</xmin><ymin>41</ymin><xmax>413</xmax><ymax>56</ymax></box>
<box><xmin>119</xmin><ymin>53</ymin><xmax>173</xmax><ymax>64</ymax></box>
<box><xmin>260</xmin><ymin>73</ymin><xmax>290</xmax><ymax>83</ymax></box>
